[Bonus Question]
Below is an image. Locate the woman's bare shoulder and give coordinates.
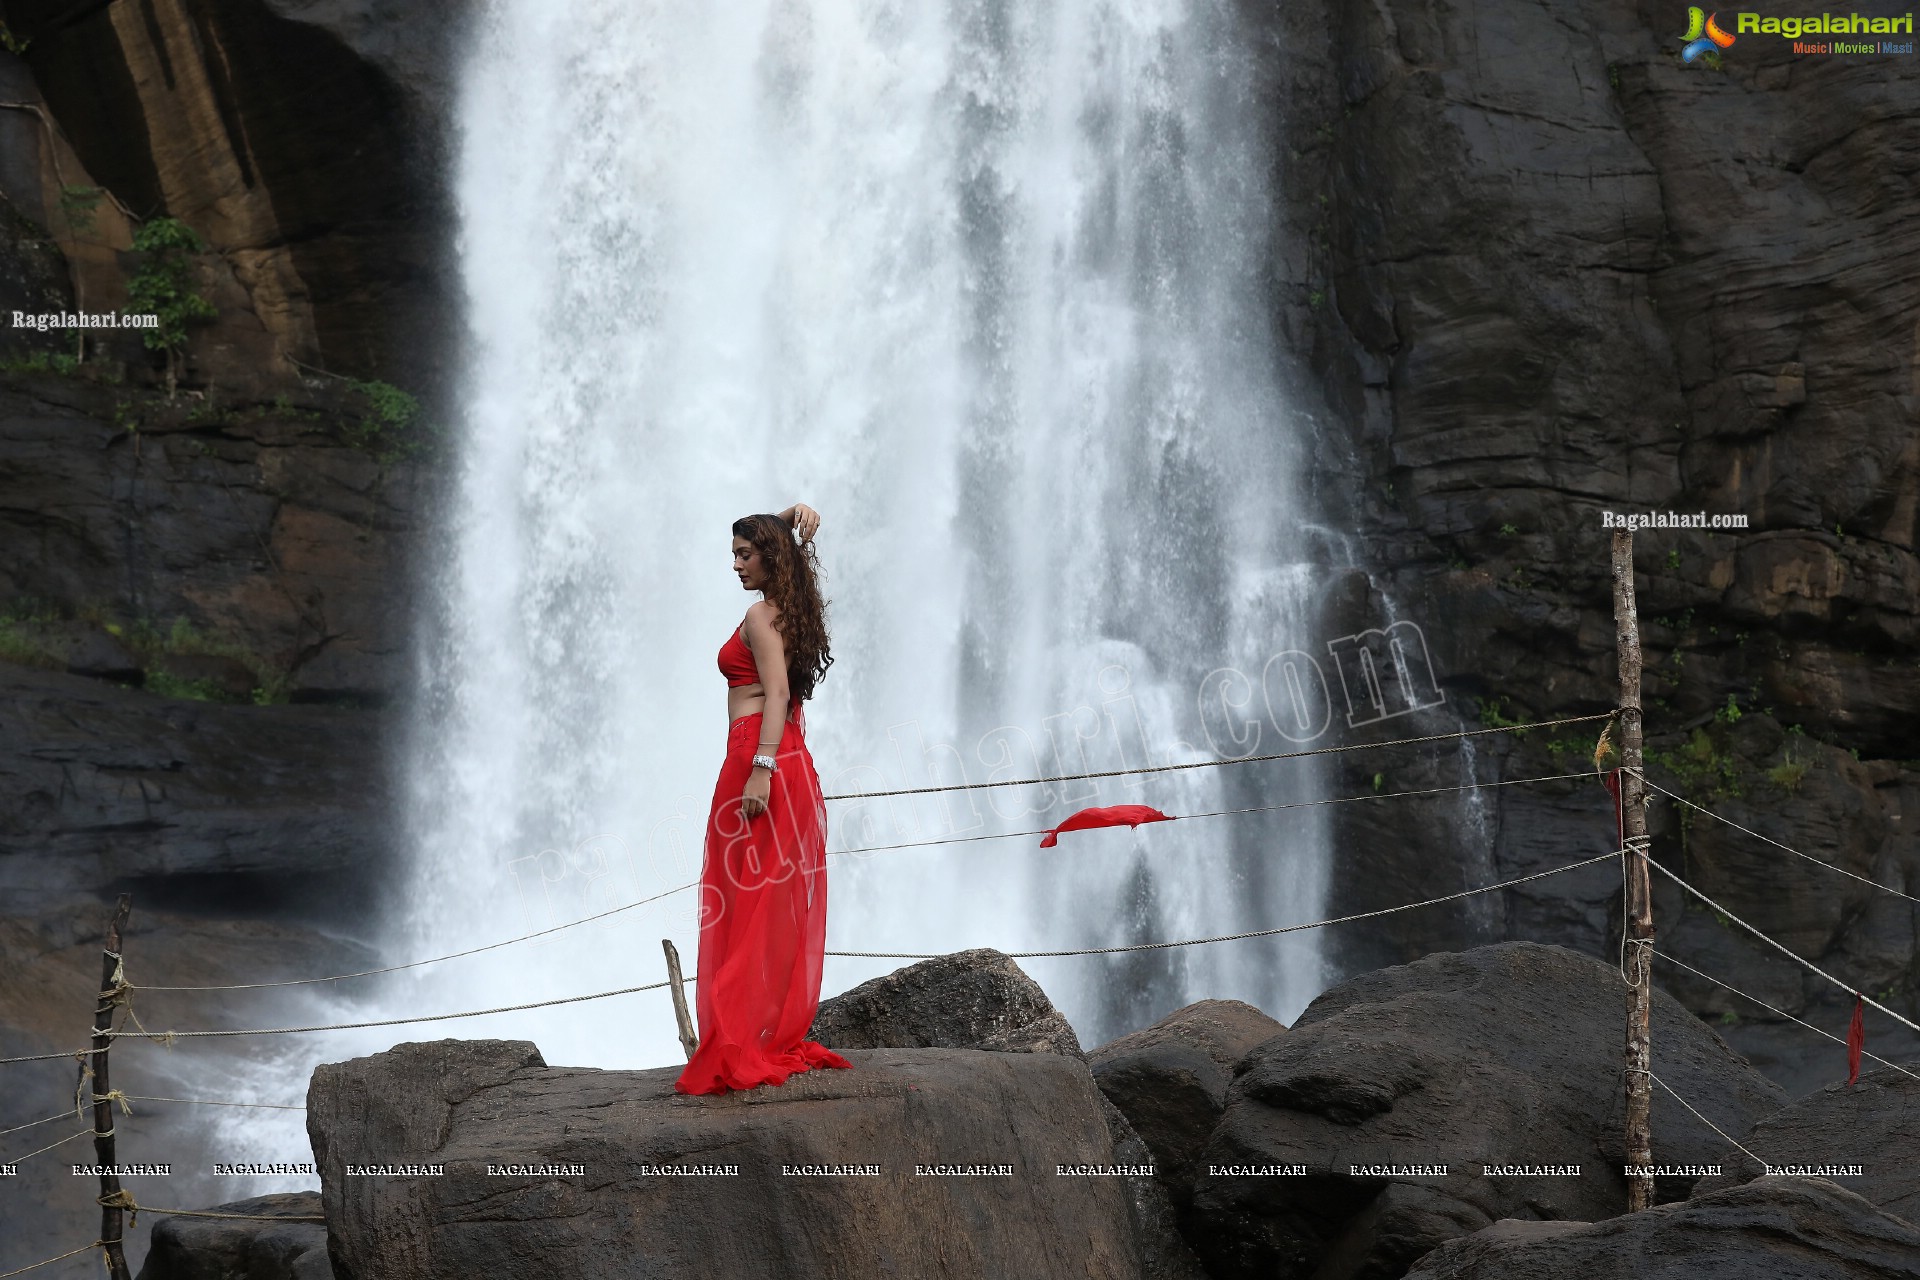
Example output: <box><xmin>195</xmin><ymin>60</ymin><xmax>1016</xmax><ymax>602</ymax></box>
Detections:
<box><xmin>742</xmin><ymin>599</ymin><xmax>781</xmax><ymax>637</ymax></box>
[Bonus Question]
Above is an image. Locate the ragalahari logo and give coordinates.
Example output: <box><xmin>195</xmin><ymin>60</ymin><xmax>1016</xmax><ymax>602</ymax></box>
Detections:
<box><xmin>1681</xmin><ymin>7</ymin><xmax>1739</xmax><ymax>62</ymax></box>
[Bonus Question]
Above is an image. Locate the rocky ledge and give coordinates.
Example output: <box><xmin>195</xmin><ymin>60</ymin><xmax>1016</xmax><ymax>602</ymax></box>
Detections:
<box><xmin>106</xmin><ymin>944</ymin><xmax>1920</xmax><ymax>1279</ymax></box>
<box><xmin>308</xmin><ymin>1040</ymin><xmax>1150</xmax><ymax>1280</ymax></box>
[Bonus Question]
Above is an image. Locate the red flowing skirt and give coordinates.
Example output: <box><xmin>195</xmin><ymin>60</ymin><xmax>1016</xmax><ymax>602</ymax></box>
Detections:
<box><xmin>673</xmin><ymin>710</ymin><xmax>852</xmax><ymax>1095</ymax></box>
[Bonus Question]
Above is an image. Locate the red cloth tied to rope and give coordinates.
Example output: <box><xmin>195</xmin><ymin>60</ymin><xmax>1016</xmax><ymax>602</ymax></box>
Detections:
<box><xmin>1039</xmin><ymin>804</ymin><xmax>1174</xmax><ymax>847</ymax></box>
<box><xmin>1847</xmin><ymin>995</ymin><xmax>1865</xmax><ymax>1086</ymax></box>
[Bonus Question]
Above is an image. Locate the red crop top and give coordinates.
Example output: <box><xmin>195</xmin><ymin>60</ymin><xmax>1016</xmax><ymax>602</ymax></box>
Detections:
<box><xmin>719</xmin><ymin>626</ymin><xmax>759</xmax><ymax>687</ymax></box>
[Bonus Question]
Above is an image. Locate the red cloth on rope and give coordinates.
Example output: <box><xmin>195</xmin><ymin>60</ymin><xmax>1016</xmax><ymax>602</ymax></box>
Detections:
<box><xmin>1603</xmin><ymin>768</ymin><xmax>1623</xmax><ymax>844</ymax></box>
<box><xmin>1847</xmin><ymin>995</ymin><xmax>1865</xmax><ymax>1086</ymax></box>
<box><xmin>1039</xmin><ymin>804</ymin><xmax>1175</xmax><ymax>847</ymax></box>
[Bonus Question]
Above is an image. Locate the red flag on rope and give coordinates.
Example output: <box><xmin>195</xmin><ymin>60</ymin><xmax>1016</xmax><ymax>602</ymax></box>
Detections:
<box><xmin>1847</xmin><ymin>994</ymin><xmax>1865</xmax><ymax>1085</ymax></box>
<box><xmin>1602</xmin><ymin>768</ymin><xmax>1623</xmax><ymax>843</ymax></box>
<box><xmin>1039</xmin><ymin>805</ymin><xmax>1175</xmax><ymax>848</ymax></box>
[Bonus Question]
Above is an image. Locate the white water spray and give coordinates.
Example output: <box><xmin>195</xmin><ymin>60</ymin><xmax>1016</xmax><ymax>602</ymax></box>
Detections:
<box><xmin>387</xmin><ymin>0</ymin><xmax>1331</xmax><ymax>1073</ymax></box>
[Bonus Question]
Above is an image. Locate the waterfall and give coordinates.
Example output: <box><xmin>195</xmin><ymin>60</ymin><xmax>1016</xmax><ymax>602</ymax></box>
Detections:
<box><xmin>389</xmin><ymin>0</ymin><xmax>1331</xmax><ymax>1072</ymax></box>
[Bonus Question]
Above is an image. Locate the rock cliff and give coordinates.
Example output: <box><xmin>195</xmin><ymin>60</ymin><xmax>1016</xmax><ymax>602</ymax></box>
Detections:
<box><xmin>1259</xmin><ymin>0</ymin><xmax>1920</xmax><ymax>1088</ymax></box>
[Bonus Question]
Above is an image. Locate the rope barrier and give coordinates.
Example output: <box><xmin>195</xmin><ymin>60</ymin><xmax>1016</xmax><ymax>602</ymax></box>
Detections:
<box><xmin>1631</xmin><ymin>1067</ymin><xmax>1768</xmax><ymax>1173</ymax></box>
<box><xmin>117</xmin><ymin>1095</ymin><xmax>306</xmax><ymax>1111</ymax></box>
<box><xmin>827</xmin><ymin>851</ymin><xmax>1621</xmax><ymax>959</ymax></box>
<box><xmin>831</xmin><ymin>769</ymin><xmax>1601</xmax><ymax>856</ymax></box>
<box><xmin>0</xmin><ymin>1048</ymin><xmax>104</xmax><ymax>1066</ymax></box>
<box><xmin>1655</xmin><ymin>953</ymin><xmax>1920</xmax><ymax>1082</ymax></box>
<box><xmin>135</xmin><ymin>879</ymin><xmax>702</xmax><ymax>992</ymax></box>
<box><xmin>0</xmin><ymin>1110</ymin><xmax>76</xmax><ymax>1139</ymax></box>
<box><xmin>1637</xmin><ymin>852</ymin><xmax>1920</xmax><ymax>1036</ymax></box>
<box><xmin>1630</xmin><ymin>768</ymin><xmax>1920</xmax><ymax>906</ymax></box>
<box><xmin>2</xmin><ymin>1127</ymin><xmax>94</xmax><ymax>1166</ymax></box>
<box><xmin>133</xmin><ymin>769</ymin><xmax>1599</xmax><ymax>995</ymax></box>
<box><xmin>104</xmin><ymin>980</ymin><xmax>673</xmax><ymax>1042</ymax></box>
<box><xmin>822</xmin><ymin>712</ymin><xmax>1614</xmax><ymax>800</ymax></box>
<box><xmin>104</xmin><ymin>851</ymin><xmax>1618</xmax><ymax>1039</ymax></box>
<box><xmin>0</xmin><ymin>1242</ymin><xmax>103</xmax><ymax>1279</ymax></box>
<box><xmin>117</xmin><ymin>1201</ymin><xmax>325</xmax><ymax>1224</ymax></box>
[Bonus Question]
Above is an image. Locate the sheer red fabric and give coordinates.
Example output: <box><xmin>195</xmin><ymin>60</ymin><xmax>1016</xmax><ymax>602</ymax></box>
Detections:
<box><xmin>673</xmin><ymin>707</ymin><xmax>852</xmax><ymax>1095</ymax></box>
<box><xmin>1038</xmin><ymin>804</ymin><xmax>1175</xmax><ymax>847</ymax></box>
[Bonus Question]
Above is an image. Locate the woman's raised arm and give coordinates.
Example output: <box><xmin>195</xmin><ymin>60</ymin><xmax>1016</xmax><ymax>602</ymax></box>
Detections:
<box><xmin>776</xmin><ymin>503</ymin><xmax>821</xmax><ymax>542</ymax></box>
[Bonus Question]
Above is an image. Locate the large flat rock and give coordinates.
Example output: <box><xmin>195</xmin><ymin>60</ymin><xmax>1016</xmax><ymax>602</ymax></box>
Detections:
<box><xmin>308</xmin><ymin>1039</ymin><xmax>1149</xmax><ymax>1280</ymax></box>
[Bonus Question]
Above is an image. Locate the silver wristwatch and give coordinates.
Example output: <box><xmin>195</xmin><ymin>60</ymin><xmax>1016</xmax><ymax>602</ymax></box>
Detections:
<box><xmin>752</xmin><ymin>753</ymin><xmax>778</xmax><ymax>773</ymax></box>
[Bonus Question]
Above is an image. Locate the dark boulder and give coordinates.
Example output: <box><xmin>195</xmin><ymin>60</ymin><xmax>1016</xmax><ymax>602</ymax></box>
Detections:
<box><xmin>308</xmin><ymin>1038</ymin><xmax>1150</xmax><ymax>1280</ymax></box>
<box><xmin>1187</xmin><ymin>942</ymin><xmax>1787</xmax><ymax>1280</ymax></box>
<box><xmin>1402</xmin><ymin>1178</ymin><xmax>1920</xmax><ymax>1280</ymax></box>
<box><xmin>1089</xmin><ymin>998</ymin><xmax>1285</xmax><ymax>1204</ymax></box>
<box><xmin>810</xmin><ymin>947</ymin><xmax>1084</xmax><ymax>1058</ymax></box>
<box><xmin>135</xmin><ymin>1192</ymin><xmax>332</xmax><ymax>1280</ymax></box>
<box><xmin>811</xmin><ymin>950</ymin><xmax>1202</xmax><ymax>1279</ymax></box>
<box><xmin>1694</xmin><ymin>1066</ymin><xmax>1920</xmax><ymax>1221</ymax></box>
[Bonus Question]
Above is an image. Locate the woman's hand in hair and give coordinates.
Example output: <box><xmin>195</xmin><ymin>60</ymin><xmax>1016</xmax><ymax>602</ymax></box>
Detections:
<box><xmin>778</xmin><ymin>503</ymin><xmax>821</xmax><ymax>543</ymax></box>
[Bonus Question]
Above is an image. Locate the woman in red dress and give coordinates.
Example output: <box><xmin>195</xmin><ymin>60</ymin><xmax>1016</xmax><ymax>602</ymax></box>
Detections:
<box><xmin>674</xmin><ymin>503</ymin><xmax>854</xmax><ymax>1095</ymax></box>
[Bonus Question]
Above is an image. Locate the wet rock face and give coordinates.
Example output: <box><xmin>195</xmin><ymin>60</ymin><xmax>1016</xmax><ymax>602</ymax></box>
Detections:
<box><xmin>307</xmin><ymin>1039</ymin><xmax>1152</xmax><ymax>1280</ymax></box>
<box><xmin>1401</xmin><ymin>1178</ymin><xmax>1920</xmax><ymax>1280</ymax></box>
<box><xmin>135</xmin><ymin>1192</ymin><xmax>333</xmax><ymax>1280</ymax></box>
<box><xmin>5</xmin><ymin>0</ymin><xmax>463</xmax><ymax>391</ymax></box>
<box><xmin>1185</xmin><ymin>942</ymin><xmax>1786</xmax><ymax>1280</ymax></box>
<box><xmin>0</xmin><ymin>664</ymin><xmax>392</xmax><ymax>905</ymax></box>
<box><xmin>0</xmin><ymin>383</ymin><xmax>425</xmax><ymax>704</ymax></box>
<box><xmin>1264</xmin><ymin>0</ymin><xmax>1920</xmax><ymax>1086</ymax></box>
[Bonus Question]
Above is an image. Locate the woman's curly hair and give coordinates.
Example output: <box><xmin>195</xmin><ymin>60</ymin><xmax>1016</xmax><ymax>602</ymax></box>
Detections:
<box><xmin>734</xmin><ymin>513</ymin><xmax>833</xmax><ymax>702</ymax></box>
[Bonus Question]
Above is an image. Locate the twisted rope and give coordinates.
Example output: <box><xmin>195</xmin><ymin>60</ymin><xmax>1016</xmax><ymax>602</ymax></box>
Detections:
<box><xmin>0</xmin><ymin>1110</ymin><xmax>76</xmax><ymax>1140</ymax></box>
<box><xmin>105</xmin><ymin>980</ymin><xmax>673</xmax><ymax>1041</ymax></box>
<box><xmin>132</xmin><ymin>769</ymin><xmax>1599</xmax><ymax>995</ymax></box>
<box><xmin>823</xmin><ymin>712</ymin><xmax>1612</xmax><ymax>801</ymax></box>
<box><xmin>1656</xmin><ymin>953</ymin><xmax>1920</xmax><ymax>1082</ymax></box>
<box><xmin>0</xmin><ymin>1242</ymin><xmax>104</xmax><ymax>1278</ymax></box>
<box><xmin>0</xmin><ymin>1048</ymin><xmax>105</xmax><ymax>1066</ymax></box>
<box><xmin>829</xmin><ymin>851</ymin><xmax>1621</xmax><ymax>959</ymax></box>
<box><xmin>134</xmin><ymin>878</ymin><xmax>701</xmax><ymax>992</ymax></box>
<box><xmin>1637</xmin><ymin>851</ymin><xmax>1920</xmax><ymax>1035</ymax></box>
<box><xmin>1630</xmin><ymin>768</ymin><xmax>1920</xmax><ymax>905</ymax></box>
<box><xmin>2</xmin><ymin>1127</ymin><xmax>94</xmax><ymax>1165</ymax></box>
<box><xmin>114</xmin><ymin>1201</ymin><xmax>325</xmax><ymax>1224</ymax></box>
<box><xmin>1629</xmin><ymin>1067</ymin><xmax>1768</xmax><ymax>1173</ymax></box>
<box><xmin>831</xmin><ymin>769</ymin><xmax>1599</xmax><ymax>855</ymax></box>
<box><xmin>117</xmin><ymin>1095</ymin><xmax>305</xmax><ymax>1111</ymax></box>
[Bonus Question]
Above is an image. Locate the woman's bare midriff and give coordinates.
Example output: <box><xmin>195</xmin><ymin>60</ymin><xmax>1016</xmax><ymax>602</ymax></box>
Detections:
<box><xmin>728</xmin><ymin>684</ymin><xmax>768</xmax><ymax>725</ymax></box>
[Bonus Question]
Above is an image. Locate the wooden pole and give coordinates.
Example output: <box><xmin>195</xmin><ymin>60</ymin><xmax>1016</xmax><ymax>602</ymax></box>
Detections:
<box><xmin>662</xmin><ymin>939</ymin><xmax>698</xmax><ymax>1061</ymax></box>
<box><xmin>87</xmin><ymin>894</ymin><xmax>134</xmax><ymax>1280</ymax></box>
<box><xmin>1611</xmin><ymin>531</ymin><xmax>1656</xmax><ymax>1212</ymax></box>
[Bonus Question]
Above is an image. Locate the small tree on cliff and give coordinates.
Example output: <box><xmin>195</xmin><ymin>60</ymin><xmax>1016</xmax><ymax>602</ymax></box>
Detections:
<box><xmin>126</xmin><ymin>217</ymin><xmax>217</xmax><ymax>395</ymax></box>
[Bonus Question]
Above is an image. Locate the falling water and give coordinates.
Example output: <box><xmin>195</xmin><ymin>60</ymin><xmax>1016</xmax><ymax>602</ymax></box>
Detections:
<box><xmin>387</xmin><ymin>0</ymin><xmax>1332</xmax><ymax>1073</ymax></box>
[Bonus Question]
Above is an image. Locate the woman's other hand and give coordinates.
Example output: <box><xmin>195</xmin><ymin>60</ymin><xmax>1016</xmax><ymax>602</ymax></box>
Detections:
<box><xmin>741</xmin><ymin>770</ymin><xmax>772</xmax><ymax>819</ymax></box>
<box><xmin>780</xmin><ymin>503</ymin><xmax>821</xmax><ymax>543</ymax></box>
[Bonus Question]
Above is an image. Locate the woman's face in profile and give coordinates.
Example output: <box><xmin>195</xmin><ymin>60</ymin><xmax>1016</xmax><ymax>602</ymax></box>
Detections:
<box><xmin>733</xmin><ymin>536</ymin><xmax>766</xmax><ymax>591</ymax></box>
